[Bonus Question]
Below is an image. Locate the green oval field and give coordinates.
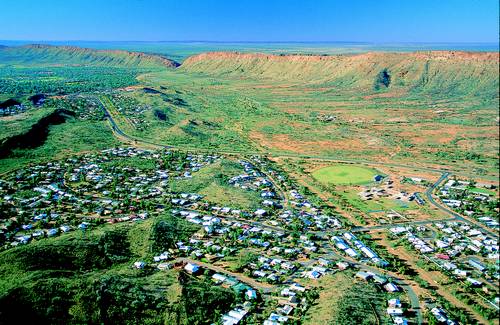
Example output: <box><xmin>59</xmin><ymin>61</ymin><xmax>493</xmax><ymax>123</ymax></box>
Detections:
<box><xmin>311</xmin><ymin>165</ymin><xmax>380</xmax><ymax>185</ymax></box>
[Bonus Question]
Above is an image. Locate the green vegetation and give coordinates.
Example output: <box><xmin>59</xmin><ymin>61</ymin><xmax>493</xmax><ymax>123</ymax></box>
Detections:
<box><xmin>0</xmin><ymin>119</ymin><xmax>119</xmax><ymax>174</ymax></box>
<box><xmin>150</xmin><ymin>214</ymin><xmax>200</xmax><ymax>254</ymax></box>
<box><xmin>374</xmin><ymin>68</ymin><xmax>391</xmax><ymax>90</ymax></box>
<box><xmin>0</xmin><ymin>44</ymin><xmax>177</xmax><ymax>68</ymax></box>
<box><xmin>328</xmin><ymin>281</ymin><xmax>390</xmax><ymax>325</ymax></box>
<box><xmin>0</xmin><ymin>44</ymin><xmax>498</xmax><ymax>325</ymax></box>
<box><xmin>166</xmin><ymin>277</ymin><xmax>236</xmax><ymax>324</ymax></box>
<box><xmin>0</xmin><ymin>66</ymin><xmax>145</xmax><ymax>95</ymax></box>
<box><xmin>0</xmin><ymin>211</ymin><xmax>203</xmax><ymax>325</ymax></box>
<box><xmin>170</xmin><ymin>159</ymin><xmax>262</xmax><ymax>210</ymax></box>
<box><xmin>311</xmin><ymin>165</ymin><xmax>379</xmax><ymax>185</ymax></box>
<box><xmin>0</xmin><ymin>106</ymin><xmax>57</xmax><ymax>141</ymax></box>
<box><xmin>182</xmin><ymin>52</ymin><xmax>498</xmax><ymax>98</ymax></box>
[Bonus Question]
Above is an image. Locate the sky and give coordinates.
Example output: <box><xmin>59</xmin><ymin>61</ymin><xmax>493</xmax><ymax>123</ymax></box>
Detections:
<box><xmin>0</xmin><ymin>0</ymin><xmax>498</xmax><ymax>43</ymax></box>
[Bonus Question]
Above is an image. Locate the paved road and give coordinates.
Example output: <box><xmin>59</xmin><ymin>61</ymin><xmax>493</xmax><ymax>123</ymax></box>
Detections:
<box><xmin>350</xmin><ymin>217</ymin><xmax>457</xmax><ymax>233</ymax></box>
<box><xmin>318</xmin><ymin>243</ymin><xmax>423</xmax><ymax>325</ymax></box>
<box><xmin>98</xmin><ymin>95</ymin><xmax>500</xmax><ymax>324</ymax></box>
<box><xmin>95</xmin><ymin>96</ymin><xmax>497</xmax><ymax>181</ymax></box>
<box><xmin>424</xmin><ymin>172</ymin><xmax>498</xmax><ymax>239</ymax></box>
<box><xmin>175</xmin><ymin>257</ymin><xmax>276</xmax><ymax>293</ymax></box>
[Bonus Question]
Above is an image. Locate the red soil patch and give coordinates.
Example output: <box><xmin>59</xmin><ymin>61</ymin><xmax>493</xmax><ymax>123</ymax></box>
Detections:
<box><xmin>249</xmin><ymin>132</ymin><xmax>387</xmax><ymax>156</ymax></box>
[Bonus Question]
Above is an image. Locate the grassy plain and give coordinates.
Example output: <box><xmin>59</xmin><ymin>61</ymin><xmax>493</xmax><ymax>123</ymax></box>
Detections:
<box><xmin>131</xmin><ymin>52</ymin><xmax>499</xmax><ymax>180</ymax></box>
<box><xmin>0</xmin><ymin>119</ymin><xmax>119</xmax><ymax>174</ymax></box>
<box><xmin>170</xmin><ymin>159</ymin><xmax>262</xmax><ymax>210</ymax></box>
<box><xmin>1</xmin><ymin>46</ymin><xmax>498</xmax><ymax>182</ymax></box>
<box><xmin>311</xmin><ymin>164</ymin><xmax>379</xmax><ymax>185</ymax></box>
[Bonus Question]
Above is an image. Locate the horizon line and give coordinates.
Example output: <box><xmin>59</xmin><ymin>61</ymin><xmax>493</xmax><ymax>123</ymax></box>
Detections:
<box><xmin>0</xmin><ymin>39</ymin><xmax>499</xmax><ymax>45</ymax></box>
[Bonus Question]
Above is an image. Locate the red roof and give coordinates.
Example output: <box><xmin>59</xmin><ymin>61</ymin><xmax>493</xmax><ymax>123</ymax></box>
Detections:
<box><xmin>435</xmin><ymin>253</ymin><xmax>450</xmax><ymax>260</ymax></box>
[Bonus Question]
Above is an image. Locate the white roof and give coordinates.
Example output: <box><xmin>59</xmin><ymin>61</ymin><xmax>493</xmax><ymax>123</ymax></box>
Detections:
<box><xmin>184</xmin><ymin>263</ymin><xmax>200</xmax><ymax>273</ymax></box>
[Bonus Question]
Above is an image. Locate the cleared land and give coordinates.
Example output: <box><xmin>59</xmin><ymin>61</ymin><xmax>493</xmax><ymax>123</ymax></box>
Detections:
<box><xmin>311</xmin><ymin>164</ymin><xmax>379</xmax><ymax>185</ymax></box>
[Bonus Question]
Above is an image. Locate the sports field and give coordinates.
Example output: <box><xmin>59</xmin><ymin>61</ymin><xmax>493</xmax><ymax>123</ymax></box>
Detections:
<box><xmin>311</xmin><ymin>164</ymin><xmax>379</xmax><ymax>185</ymax></box>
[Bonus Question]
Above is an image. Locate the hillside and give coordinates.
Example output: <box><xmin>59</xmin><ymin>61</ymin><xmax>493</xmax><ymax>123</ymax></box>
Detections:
<box><xmin>182</xmin><ymin>51</ymin><xmax>499</xmax><ymax>98</ymax></box>
<box><xmin>0</xmin><ymin>44</ymin><xmax>179</xmax><ymax>68</ymax></box>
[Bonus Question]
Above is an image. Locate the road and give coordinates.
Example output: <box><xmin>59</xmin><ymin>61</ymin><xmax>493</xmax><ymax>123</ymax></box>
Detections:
<box><xmin>96</xmin><ymin>95</ymin><xmax>500</xmax><ymax>324</ymax></box>
<box><xmin>99</xmin><ymin>94</ymin><xmax>498</xmax><ymax>241</ymax></box>
<box><xmin>350</xmin><ymin>217</ymin><xmax>456</xmax><ymax>233</ymax></box>
<box><xmin>174</xmin><ymin>257</ymin><xmax>276</xmax><ymax>293</ymax></box>
<box><xmin>95</xmin><ymin>96</ymin><xmax>498</xmax><ymax>181</ymax></box>
<box><xmin>424</xmin><ymin>172</ymin><xmax>498</xmax><ymax>239</ymax></box>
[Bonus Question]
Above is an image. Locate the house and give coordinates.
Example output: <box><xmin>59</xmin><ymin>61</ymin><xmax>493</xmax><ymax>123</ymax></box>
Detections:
<box><xmin>153</xmin><ymin>252</ymin><xmax>169</xmax><ymax>262</ymax></box>
<box><xmin>222</xmin><ymin>307</ymin><xmax>248</xmax><ymax>325</ymax></box>
<box><xmin>436</xmin><ymin>240</ymin><xmax>449</xmax><ymax>249</ymax></box>
<box><xmin>290</xmin><ymin>283</ymin><xmax>306</xmax><ymax>292</ymax></box>
<box><xmin>374</xmin><ymin>175</ymin><xmax>384</xmax><ymax>182</ymax></box>
<box><xmin>345</xmin><ymin>248</ymin><xmax>359</xmax><ymax>258</ymax></box>
<box><xmin>306</xmin><ymin>270</ymin><xmax>321</xmax><ymax>279</ymax></box>
<box><xmin>468</xmin><ymin>259</ymin><xmax>486</xmax><ymax>272</ymax></box>
<box><xmin>393</xmin><ymin>316</ymin><xmax>408</xmax><ymax>325</ymax></box>
<box><xmin>245</xmin><ymin>289</ymin><xmax>257</xmax><ymax>300</ymax></box>
<box><xmin>372</xmin><ymin>274</ymin><xmax>387</xmax><ymax>284</ymax></box>
<box><xmin>466</xmin><ymin>278</ymin><xmax>482</xmax><ymax>287</ymax></box>
<box><xmin>78</xmin><ymin>222</ymin><xmax>89</xmax><ymax>230</ymax></box>
<box><xmin>431</xmin><ymin>307</ymin><xmax>448</xmax><ymax>323</ymax></box>
<box><xmin>453</xmin><ymin>269</ymin><xmax>468</xmax><ymax>277</ymax></box>
<box><xmin>253</xmin><ymin>270</ymin><xmax>266</xmax><ymax>278</ymax></box>
<box><xmin>184</xmin><ymin>262</ymin><xmax>200</xmax><ymax>274</ymax></box>
<box><xmin>212</xmin><ymin>273</ymin><xmax>227</xmax><ymax>283</ymax></box>
<box><xmin>280</xmin><ymin>304</ymin><xmax>294</xmax><ymax>315</ymax></box>
<box><xmin>336</xmin><ymin>262</ymin><xmax>350</xmax><ymax>270</ymax></box>
<box><xmin>355</xmin><ymin>271</ymin><xmax>373</xmax><ymax>281</ymax></box>
<box><xmin>157</xmin><ymin>263</ymin><xmax>171</xmax><ymax>270</ymax></box>
<box><xmin>133</xmin><ymin>261</ymin><xmax>145</xmax><ymax>269</ymax></box>
<box><xmin>254</xmin><ymin>209</ymin><xmax>267</xmax><ymax>217</ymax></box>
<box><xmin>266</xmin><ymin>313</ymin><xmax>288</xmax><ymax>324</ymax></box>
<box><xmin>387</xmin><ymin>308</ymin><xmax>403</xmax><ymax>316</ymax></box>
<box><xmin>384</xmin><ymin>283</ymin><xmax>399</xmax><ymax>292</ymax></box>
<box><xmin>388</xmin><ymin>298</ymin><xmax>402</xmax><ymax>308</ymax></box>
<box><xmin>281</xmin><ymin>288</ymin><xmax>296</xmax><ymax>297</ymax></box>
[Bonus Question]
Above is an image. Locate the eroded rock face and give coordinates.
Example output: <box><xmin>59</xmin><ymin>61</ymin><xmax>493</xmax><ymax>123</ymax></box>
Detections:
<box><xmin>181</xmin><ymin>51</ymin><xmax>499</xmax><ymax>97</ymax></box>
<box><xmin>0</xmin><ymin>44</ymin><xmax>180</xmax><ymax>68</ymax></box>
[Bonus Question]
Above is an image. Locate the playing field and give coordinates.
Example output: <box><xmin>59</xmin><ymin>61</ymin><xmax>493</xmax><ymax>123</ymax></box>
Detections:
<box><xmin>311</xmin><ymin>164</ymin><xmax>379</xmax><ymax>185</ymax></box>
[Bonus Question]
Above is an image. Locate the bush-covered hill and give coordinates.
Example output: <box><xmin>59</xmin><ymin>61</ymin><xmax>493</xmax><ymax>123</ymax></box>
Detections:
<box><xmin>0</xmin><ymin>44</ymin><xmax>179</xmax><ymax>68</ymax></box>
<box><xmin>181</xmin><ymin>51</ymin><xmax>499</xmax><ymax>98</ymax></box>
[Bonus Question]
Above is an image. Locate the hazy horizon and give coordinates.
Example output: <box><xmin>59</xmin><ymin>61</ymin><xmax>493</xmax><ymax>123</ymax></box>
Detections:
<box><xmin>1</xmin><ymin>40</ymin><xmax>497</xmax><ymax>62</ymax></box>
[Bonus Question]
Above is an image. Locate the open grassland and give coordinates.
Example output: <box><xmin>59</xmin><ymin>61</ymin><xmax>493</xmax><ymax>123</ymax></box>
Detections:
<box><xmin>302</xmin><ymin>273</ymin><xmax>393</xmax><ymax>325</ymax></box>
<box><xmin>0</xmin><ymin>107</ymin><xmax>56</xmax><ymax>141</ymax></box>
<box><xmin>0</xmin><ymin>44</ymin><xmax>177</xmax><ymax>68</ymax></box>
<box><xmin>1</xmin><ymin>47</ymin><xmax>498</xmax><ymax>181</ymax></box>
<box><xmin>311</xmin><ymin>164</ymin><xmax>379</xmax><ymax>185</ymax></box>
<box><xmin>132</xmin><ymin>51</ymin><xmax>499</xmax><ymax>179</ymax></box>
<box><xmin>0</xmin><ymin>119</ymin><xmax>119</xmax><ymax>174</ymax></box>
<box><xmin>170</xmin><ymin>159</ymin><xmax>262</xmax><ymax>210</ymax></box>
<box><xmin>0</xmin><ymin>45</ymin><xmax>498</xmax><ymax>179</ymax></box>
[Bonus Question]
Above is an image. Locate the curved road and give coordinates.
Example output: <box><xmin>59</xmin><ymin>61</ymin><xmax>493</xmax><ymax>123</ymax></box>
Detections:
<box><xmin>96</xmin><ymin>95</ymin><xmax>498</xmax><ymax>324</ymax></box>
<box><xmin>425</xmin><ymin>172</ymin><xmax>498</xmax><ymax>239</ymax></box>
<box><xmin>98</xmin><ymin>96</ymin><xmax>498</xmax><ymax>240</ymax></box>
<box><xmin>95</xmin><ymin>96</ymin><xmax>497</xmax><ymax>181</ymax></box>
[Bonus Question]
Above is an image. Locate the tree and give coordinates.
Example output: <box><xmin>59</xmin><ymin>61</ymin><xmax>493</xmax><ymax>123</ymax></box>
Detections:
<box><xmin>374</xmin><ymin>69</ymin><xmax>391</xmax><ymax>90</ymax></box>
